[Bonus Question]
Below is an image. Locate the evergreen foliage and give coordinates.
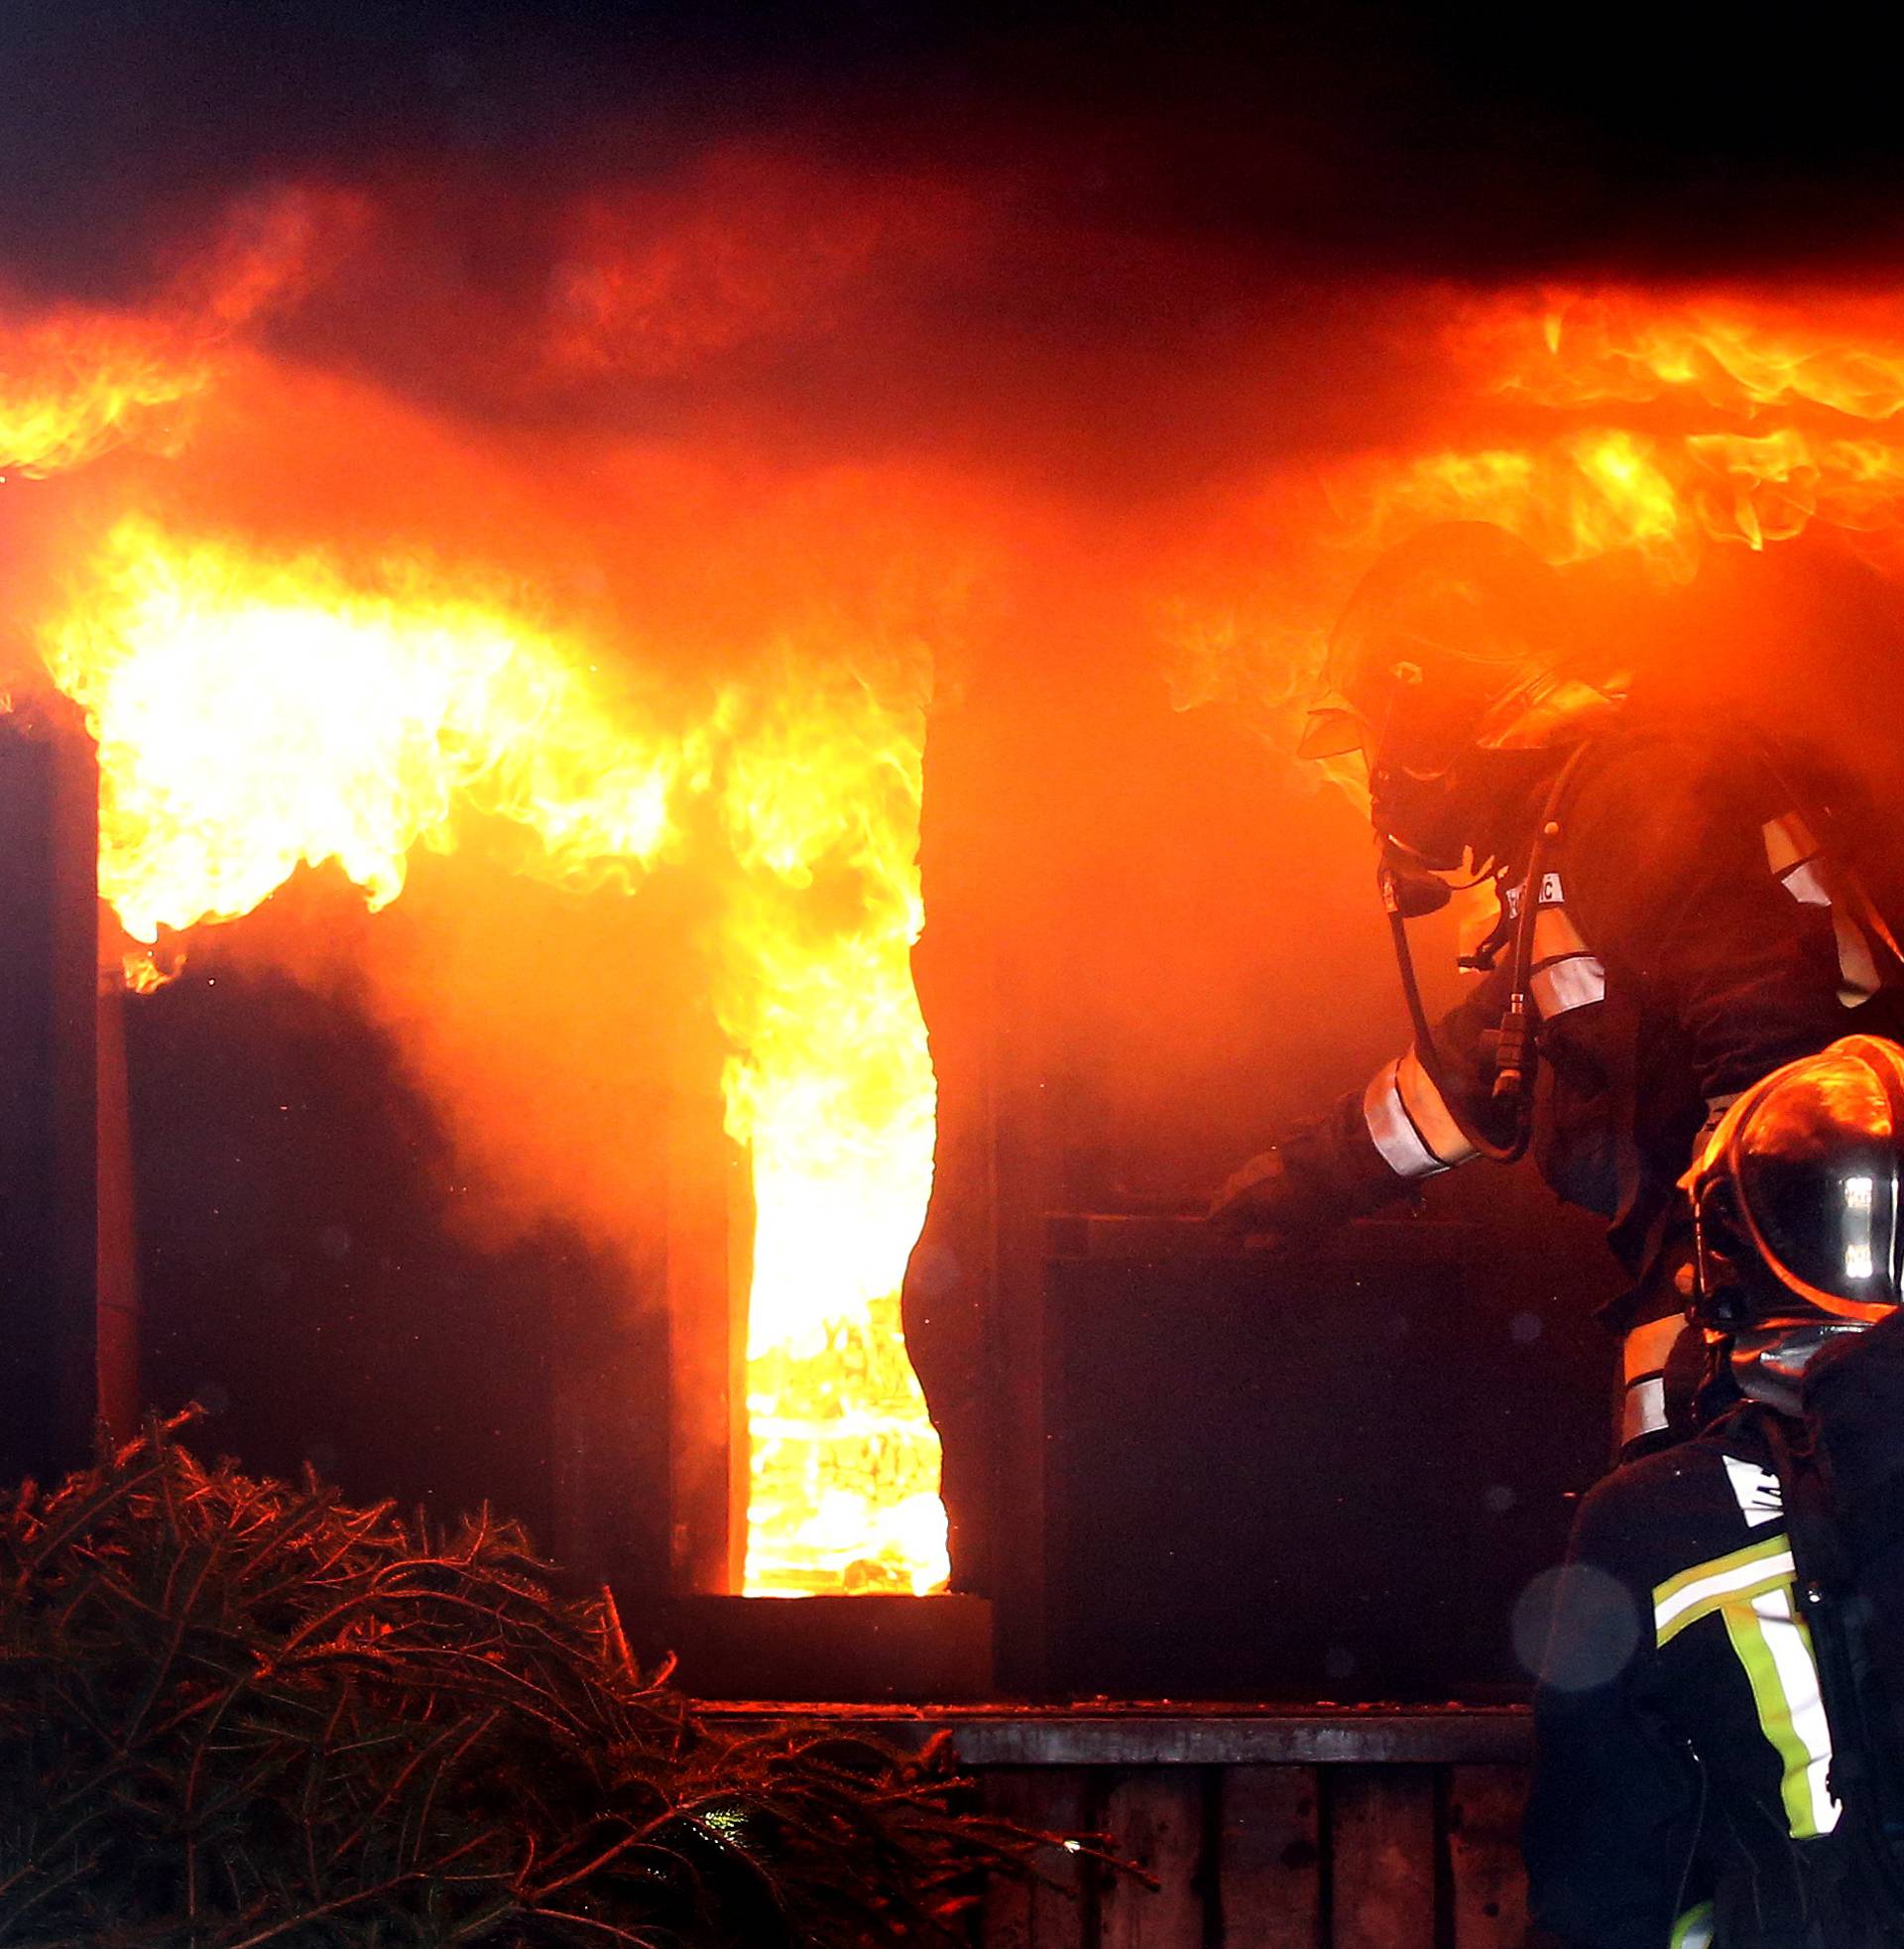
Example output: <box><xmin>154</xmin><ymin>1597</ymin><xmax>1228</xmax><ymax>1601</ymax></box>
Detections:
<box><xmin>0</xmin><ymin>1412</ymin><xmax>1058</xmax><ymax>1946</ymax></box>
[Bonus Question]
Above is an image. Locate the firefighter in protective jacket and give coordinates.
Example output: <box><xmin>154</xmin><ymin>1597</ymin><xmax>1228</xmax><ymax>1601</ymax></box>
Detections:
<box><xmin>1523</xmin><ymin>1035</ymin><xmax>1904</xmax><ymax>1948</ymax></box>
<box><xmin>1207</xmin><ymin>522</ymin><xmax>1898</xmax><ymax>1449</ymax></box>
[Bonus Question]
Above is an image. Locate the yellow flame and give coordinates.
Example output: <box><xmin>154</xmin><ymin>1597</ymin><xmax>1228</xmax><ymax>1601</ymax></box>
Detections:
<box><xmin>0</xmin><ymin>315</ymin><xmax>212</xmax><ymax>477</ymax></box>
<box><xmin>43</xmin><ymin>519</ymin><xmax>681</xmax><ymax>942</ymax></box>
<box><xmin>716</xmin><ymin>670</ymin><xmax>947</xmax><ymax>1594</ymax></box>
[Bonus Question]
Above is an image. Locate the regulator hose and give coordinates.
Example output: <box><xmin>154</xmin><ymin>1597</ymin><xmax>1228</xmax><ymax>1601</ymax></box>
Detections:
<box><xmin>1382</xmin><ymin>741</ymin><xmax>1597</xmax><ymax>1167</ymax></box>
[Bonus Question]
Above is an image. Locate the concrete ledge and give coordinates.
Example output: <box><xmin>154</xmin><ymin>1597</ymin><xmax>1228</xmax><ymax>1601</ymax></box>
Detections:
<box><xmin>699</xmin><ymin>1700</ymin><xmax>1533</xmax><ymax>1766</ymax></box>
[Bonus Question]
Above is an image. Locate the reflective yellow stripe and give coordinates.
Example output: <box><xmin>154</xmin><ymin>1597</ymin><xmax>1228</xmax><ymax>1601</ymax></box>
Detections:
<box><xmin>1654</xmin><ymin>1532</ymin><xmax>1842</xmax><ymax>1841</ymax></box>
<box><xmin>1654</xmin><ymin>1534</ymin><xmax>1795</xmax><ymax>1644</ymax></box>
<box><xmin>1722</xmin><ymin>1585</ymin><xmax>1841</xmax><ymax>1838</ymax></box>
<box><xmin>1670</xmin><ymin>1899</ymin><xmax>1715</xmax><ymax>1949</ymax></box>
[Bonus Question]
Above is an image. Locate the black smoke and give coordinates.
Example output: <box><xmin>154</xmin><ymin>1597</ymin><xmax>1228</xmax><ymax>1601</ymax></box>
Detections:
<box><xmin>9</xmin><ymin>0</ymin><xmax>1904</xmax><ymax>305</ymax></box>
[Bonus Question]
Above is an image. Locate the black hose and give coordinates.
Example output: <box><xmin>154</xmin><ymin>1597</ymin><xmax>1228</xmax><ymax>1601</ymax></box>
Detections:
<box><xmin>1384</xmin><ymin>741</ymin><xmax>1597</xmax><ymax>1166</ymax></box>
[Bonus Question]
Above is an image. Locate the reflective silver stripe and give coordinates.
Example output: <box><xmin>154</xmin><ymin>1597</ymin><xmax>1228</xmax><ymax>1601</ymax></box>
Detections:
<box><xmin>1833</xmin><ymin>910</ymin><xmax>1881</xmax><ymax>1006</ymax></box>
<box><xmin>1394</xmin><ymin>1046</ymin><xmax>1479</xmax><ymax>1167</ymax></box>
<box><xmin>1762</xmin><ymin>813</ymin><xmax>1882</xmax><ymax>1006</ymax></box>
<box><xmin>1531</xmin><ymin>954</ymin><xmax>1606</xmax><ymax>1016</ymax></box>
<box><xmin>1528</xmin><ymin>883</ymin><xmax>1606</xmax><ymax>1019</ymax></box>
<box><xmin>1363</xmin><ymin>1056</ymin><xmax>1448</xmax><ymax>1180</ymax></box>
<box><xmin>1622</xmin><ymin>1375</ymin><xmax>1668</xmax><ymax>1446</ymax></box>
<box><xmin>1763</xmin><ymin>812</ymin><xmax>1818</xmax><ymax>879</ymax></box>
<box><xmin>1623</xmin><ymin>1315</ymin><xmax>1689</xmax><ymax>1386</ymax></box>
<box><xmin>1765</xmin><ymin>812</ymin><xmax>1832</xmax><ymax>907</ymax></box>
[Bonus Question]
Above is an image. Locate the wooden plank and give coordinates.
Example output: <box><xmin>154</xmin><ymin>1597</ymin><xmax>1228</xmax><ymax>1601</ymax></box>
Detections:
<box><xmin>1447</xmin><ymin>1765</ymin><xmax>1529</xmax><ymax>1949</ymax></box>
<box><xmin>1219</xmin><ymin>1766</ymin><xmax>1320</xmax><ymax>1948</ymax></box>
<box><xmin>1098</xmin><ymin>1767</ymin><xmax>1207</xmax><ymax>1949</ymax></box>
<box><xmin>664</xmin><ymin>1040</ymin><xmax>751</xmax><ymax>1595</ymax></box>
<box><xmin>1330</xmin><ymin>1766</ymin><xmax>1436</xmax><ymax>1949</ymax></box>
<box><xmin>983</xmin><ymin>1766</ymin><xmax>1091</xmax><ymax>1949</ymax></box>
<box><xmin>95</xmin><ymin>969</ymin><xmax>140</xmax><ymax>1442</ymax></box>
<box><xmin>0</xmin><ymin>712</ymin><xmax>100</xmax><ymax>1486</ymax></box>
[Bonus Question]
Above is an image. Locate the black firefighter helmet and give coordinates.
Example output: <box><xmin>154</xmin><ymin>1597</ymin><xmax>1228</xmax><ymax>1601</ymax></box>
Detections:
<box><xmin>1687</xmin><ymin>1035</ymin><xmax>1904</xmax><ymax>1358</ymax></box>
<box><xmin>1300</xmin><ymin>522</ymin><xmax>1626</xmax><ymax>875</ymax></box>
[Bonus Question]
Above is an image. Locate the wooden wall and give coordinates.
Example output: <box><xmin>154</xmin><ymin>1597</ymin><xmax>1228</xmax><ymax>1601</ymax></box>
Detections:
<box><xmin>710</xmin><ymin>1705</ymin><xmax>1533</xmax><ymax>1948</ymax></box>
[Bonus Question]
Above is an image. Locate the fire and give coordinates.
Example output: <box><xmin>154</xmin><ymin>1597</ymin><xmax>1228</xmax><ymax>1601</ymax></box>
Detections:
<box><xmin>1350</xmin><ymin>292</ymin><xmax>1904</xmax><ymax>576</ymax></box>
<box><xmin>0</xmin><ymin>313</ymin><xmax>213</xmax><ymax>477</ymax></box>
<box><xmin>0</xmin><ymin>191</ymin><xmax>347</xmax><ymax>478</ymax></box>
<box><xmin>716</xmin><ymin>670</ymin><xmax>947</xmax><ymax>1594</ymax></box>
<box><xmin>46</xmin><ymin>191</ymin><xmax>1904</xmax><ymax>1619</ymax></box>
<box><xmin>34</xmin><ymin>507</ymin><xmax>946</xmax><ymax>1598</ymax></box>
<box><xmin>43</xmin><ymin>518</ymin><xmax>682</xmax><ymax>943</ymax></box>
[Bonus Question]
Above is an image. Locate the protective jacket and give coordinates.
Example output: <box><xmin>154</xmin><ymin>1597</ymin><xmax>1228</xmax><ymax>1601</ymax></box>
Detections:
<box><xmin>1218</xmin><ymin>716</ymin><xmax>1896</xmax><ymax>1439</ymax></box>
<box><xmin>1522</xmin><ymin>1405</ymin><xmax>1894</xmax><ymax>1948</ymax></box>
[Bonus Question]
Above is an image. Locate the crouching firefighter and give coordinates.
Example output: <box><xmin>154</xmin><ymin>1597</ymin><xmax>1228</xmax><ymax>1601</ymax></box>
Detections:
<box><xmin>1207</xmin><ymin>520</ymin><xmax>1903</xmax><ymax>1455</ymax></box>
<box><xmin>1523</xmin><ymin>1035</ymin><xmax>1904</xmax><ymax>1948</ymax></box>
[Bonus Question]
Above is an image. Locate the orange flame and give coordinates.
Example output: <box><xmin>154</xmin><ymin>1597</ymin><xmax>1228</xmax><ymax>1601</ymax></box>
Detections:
<box><xmin>34</xmin><ymin>506</ymin><xmax>945</xmax><ymax>1598</ymax></box>
<box><xmin>0</xmin><ymin>192</ymin><xmax>347</xmax><ymax>479</ymax></box>
<box><xmin>0</xmin><ymin>314</ymin><xmax>213</xmax><ymax>478</ymax></box>
<box><xmin>1348</xmin><ymin>292</ymin><xmax>1904</xmax><ymax>577</ymax></box>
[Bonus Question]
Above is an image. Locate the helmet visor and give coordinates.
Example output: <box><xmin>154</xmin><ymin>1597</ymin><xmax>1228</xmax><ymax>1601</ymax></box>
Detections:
<box><xmin>1733</xmin><ymin>1058</ymin><xmax>1904</xmax><ymax>1316</ymax></box>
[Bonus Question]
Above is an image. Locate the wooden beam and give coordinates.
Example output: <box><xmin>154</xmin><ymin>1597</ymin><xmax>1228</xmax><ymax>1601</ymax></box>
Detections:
<box><xmin>664</xmin><ymin>1045</ymin><xmax>751</xmax><ymax>1594</ymax></box>
<box><xmin>1219</xmin><ymin>1766</ymin><xmax>1322</xmax><ymax>1947</ymax></box>
<box><xmin>94</xmin><ymin>967</ymin><xmax>139</xmax><ymax>1442</ymax></box>
<box><xmin>1329</xmin><ymin>1767</ymin><xmax>1437</xmax><ymax>1949</ymax></box>
<box><xmin>701</xmin><ymin>1703</ymin><xmax>1532</xmax><ymax>1768</ymax></box>
<box><xmin>1098</xmin><ymin>1768</ymin><xmax>1207</xmax><ymax>1949</ymax></box>
<box><xmin>982</xmin><ymin>1767</ymin><xmax>1093</xmax><ymax>1949</ymax></box>
<box><xmin>0</xmin><ymin>709</ymin><xmax>100</xmax><ymax>1486</ymax></box>
<box><xmin>1447</xmin><ymin>1766</ymin><xmax>1529</xmax><ymax>1949</ymax></box>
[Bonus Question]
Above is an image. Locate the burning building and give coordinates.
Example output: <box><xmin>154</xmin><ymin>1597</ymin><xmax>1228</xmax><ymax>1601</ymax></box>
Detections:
<box><xmin>10</xmin><ymin>11</ymin><xmax>1904</xmax><ymax>1940</ymax></box>
<box><xmin>6</xmin><ymin>0</ymin><xmax>1904</xmax><ymax>1710</ymax></box>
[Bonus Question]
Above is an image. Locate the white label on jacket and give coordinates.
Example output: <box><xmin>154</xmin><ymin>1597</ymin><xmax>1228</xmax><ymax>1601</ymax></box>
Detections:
<box><xmin>1725</xmin><ymin>1454</ymin><xmax>1784</xmax><ymax>1528</ymax></box>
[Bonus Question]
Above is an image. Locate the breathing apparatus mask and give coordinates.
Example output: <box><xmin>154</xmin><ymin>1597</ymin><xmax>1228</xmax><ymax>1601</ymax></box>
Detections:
<box><xmin>1299</xmin><ymin>522</ymin><xmax>1623</xmax><ymax>911</ymax></box>
<box><xmin>1686</xmin><ymin>1036</ymin><xmax>1904</xmax><ymax>1411</ymax></box>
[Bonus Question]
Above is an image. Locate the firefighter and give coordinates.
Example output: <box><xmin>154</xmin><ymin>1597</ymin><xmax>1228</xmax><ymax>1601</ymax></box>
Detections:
<box><xmin>1522</xmin><ymin>1035</ymin><xmax>1904</xmax><ymax>1948</ymax></box>
<box><xmin>1207</xmin><ymin>521</ymin><xmax>1898</xmax><ymax>1452</ymax></box>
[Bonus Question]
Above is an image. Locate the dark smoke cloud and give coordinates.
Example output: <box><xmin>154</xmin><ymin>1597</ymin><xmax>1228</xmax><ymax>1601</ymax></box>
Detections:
<box><xmin>11</xmin><ymin>0</ymin><xmax>1904</xmax><ymax>305</ymax></box>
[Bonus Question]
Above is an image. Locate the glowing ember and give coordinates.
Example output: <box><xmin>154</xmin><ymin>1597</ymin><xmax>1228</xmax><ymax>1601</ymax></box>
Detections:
<box><xmin>717</xmin><ymin>673</ymin><xmax>947</xmax><ymax>1594</ymax></box>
